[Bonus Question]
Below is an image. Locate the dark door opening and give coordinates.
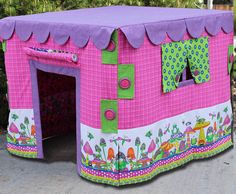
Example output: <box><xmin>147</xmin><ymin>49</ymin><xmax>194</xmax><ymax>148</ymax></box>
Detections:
<box><xmin>37</xmin><ymin>70</ymin><xmax>76</xmax><ymax>163</ymax></box>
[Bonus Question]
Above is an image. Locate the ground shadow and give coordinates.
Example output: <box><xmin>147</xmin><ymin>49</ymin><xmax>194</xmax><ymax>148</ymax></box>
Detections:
<box><xmin>2</xmin><ymin>133</ymin><xmax>76</xmax><ymax>164</ymax></box>
<box><xmin>42</xmin><ymin>133</ymin><xmax>76</xmax><ymax>164</ymax></box>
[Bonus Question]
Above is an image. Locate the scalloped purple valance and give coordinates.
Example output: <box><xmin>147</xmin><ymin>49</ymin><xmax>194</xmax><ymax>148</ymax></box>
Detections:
<box><xmin>0</xmin><ymin>6</ymin><xmax>233</xmax><ymax>49</ymax></box>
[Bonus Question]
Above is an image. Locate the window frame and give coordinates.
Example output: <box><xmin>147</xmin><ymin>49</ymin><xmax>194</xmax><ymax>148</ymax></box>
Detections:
<box><xmin>179</xmin><ymin>67</ymin><xmax>194</xmax><ymax>87</ymax></box>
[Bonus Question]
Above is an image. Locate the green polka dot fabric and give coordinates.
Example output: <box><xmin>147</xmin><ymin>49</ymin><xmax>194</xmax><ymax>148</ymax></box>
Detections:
<box><xmin>227</xmin><ymin>45</ymin><xmax>234</xmax><ymax>74</ymax></box>
<box><xmin>187</xmin><ymin>37</ymin><xmax>210</xmax><ymax>84</ymax></box>
<box><xmin>162</xmin><ymin>37</ymin><xmax>210</xmax><ymax>93</ymax></box>
<box><xmin>162</xmin><ymin>41</ymin><xmax>187</xmax><ymax>93</ymax></box>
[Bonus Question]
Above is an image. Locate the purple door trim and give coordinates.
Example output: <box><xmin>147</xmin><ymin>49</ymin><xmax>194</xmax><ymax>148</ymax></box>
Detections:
<box><xmin>29</xmin><ymin>60</ymin><xmax>81</xmax><ymax>174</ymax></box>
<box><xmin>179</xmin><ymin>79</ymin><xmax>195</xmax><ymax>87</ymax></box>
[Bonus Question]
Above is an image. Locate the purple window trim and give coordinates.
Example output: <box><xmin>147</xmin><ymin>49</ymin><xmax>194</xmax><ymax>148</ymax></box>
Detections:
<box><xmin>179</xmin><ymin>79</ymin><xmax>195</xmax><ymax>87</ymax></box>
<box><xmin>179</xmin><ymin>68</ymin><xmax>195</xmax><ymax>87</ymax></box>
<box><xmin>29</xmin><ymin>60</ymin><xmax>82</xmax><ymax>174</ymax></box>
<box><xmin>182</xmin><ymin>68</ymin><xmax>187</xmax><ymax>81</ymax></box>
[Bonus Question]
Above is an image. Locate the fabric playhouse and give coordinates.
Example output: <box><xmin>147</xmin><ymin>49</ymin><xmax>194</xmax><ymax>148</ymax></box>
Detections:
<box><xmin>0</xmin><ymin>6</ymin><xmax>234</xmax><ymax>186</ymax></box>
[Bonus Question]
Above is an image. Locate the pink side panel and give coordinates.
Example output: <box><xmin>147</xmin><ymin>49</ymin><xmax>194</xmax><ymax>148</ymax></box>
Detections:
<box><xmin>79</xmin><ymin>42</ymin><xmax>117</xmax><ymax>126</ymax></box>
<box><xmin>5</xmin><ymin>34</ymin><xmax>118</xmax><ymax>128</ymax></box>
<box><xmin>118</xmin><ymin>31</ymin><xmax>233</xmax><ymax>129</ymax></box>
<box><xmin>5</xmin><ymin>36</ymin><xmax>33</xmax><ymax>108</ymax></box>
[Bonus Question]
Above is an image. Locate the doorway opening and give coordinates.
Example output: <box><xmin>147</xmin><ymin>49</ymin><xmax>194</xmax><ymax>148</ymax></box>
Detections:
<box><xmin>37</xmin><ymin>70</ymin><xmax>76</xmax><ymax>163</ymax></box>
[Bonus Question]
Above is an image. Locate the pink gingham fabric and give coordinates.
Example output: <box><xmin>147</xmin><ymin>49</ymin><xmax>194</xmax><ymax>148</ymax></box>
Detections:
<box><xmin>5</xmin><ymin>33</ymin><xmax>118</xmax><ymax>129</ymax></box>
<box><xmin>118</xmin><ymin>30</ymin><xmax>233</xmax><ymax>129</ymax></box>
<box><xmin>5</xmin><ymin>30</ymin><xmax>232</xmax><ymax>130</ymax></box>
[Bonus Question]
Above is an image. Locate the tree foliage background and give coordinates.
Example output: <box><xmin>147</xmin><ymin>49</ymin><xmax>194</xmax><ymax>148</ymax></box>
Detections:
<box><xmin>0</xmin><ymin>0</ymin><xmax>199</xmax><ymax>16</ymax></box>
<box><xmin>0</xmin><ymin>0</ymin><xmax>233</xmax><ymax>130</ymax></box>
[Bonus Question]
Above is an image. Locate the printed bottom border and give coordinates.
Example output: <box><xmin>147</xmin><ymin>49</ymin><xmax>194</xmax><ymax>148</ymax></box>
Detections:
<box><xmin>80</xmin><ymin>135</ymin><xmax>233</xmax><ymax>186</ymax></box>
<box><xmin>7</xmin><ymin>143</ymin><xmax>38</xmax><ymax>158</ymax></box>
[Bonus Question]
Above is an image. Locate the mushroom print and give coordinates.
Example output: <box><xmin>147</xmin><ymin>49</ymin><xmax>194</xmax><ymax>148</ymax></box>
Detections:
<box><xmin>140</xmin><ymin>143</ymin><xmax>146</xmax><ymax>158</ymax></box>
<box><xmin>91</xmin><ymin>159</ymin><xmax>106</xmax><ymax>169</ymax></box>
<box><xmin>80</xmin><ymin>103</ymin><xmax>232</xmax><ymax>174</ymax></box>
<box><xmin>148</xmin><ymin>139</ymin><xmax>156</xmax><ymax>158</ymax></box>
<box><xmin>95</xmin><ymin>145</ymin><xmax>102</xmax><ymax>160</ymax></box>
<box><xmin>222</xmin><ymin>115</ymin><xmax>231</xmax><ymax>134</ymax></box>
<box><xmin>20</xmin><ymin>123</ymin><xmax>27</xmax><ymax>137</ymax></box>
<box><xmin>179</xmin><ymin>140</ymin><xmax>186</xmax><ymax>152</ymax></box>
<box><xmin>24</xmin><ymin>117</ymin><xmax>30</xmax><ymax>137</ymax></box>
<box><xmin>184</xmin><ymin>126</ymin><xmax>195</xmax><ymax>147</ymax></box>
<box><xmin>100</xmin><ymin>138</ymin><xmax>107</xmax><ymax>162</ymax></box>
<box><xmin>193</xmin><ymin>118</ymin><xmax>210</xmax><ymax>145</ymax></box>
<box><xmin>155</xmin><ymin>137</ymin><xmax>160</xmax><ymax>146</ymax></box>
<box><xmin>115</xmin><ymin>152</ymin><xmax>128</xmax><ymax>171</ymax></box>
<box><xmin>222</xmin><ymin>115</ymin><xmax>232</xmax><ymax>135</ymax></box>
<box><xmin>158</xmin><ymin>129</ymin><xmax>163</xmax><ymax>144</ymax></box>
<box><xmin>191</xmin><ymin>135</ymin><xmax>197</xmax><ymax>146</ymax></box>
<box><xmin>135</xmin><ymin>137</ymin><xmax>141</xmax><ymax>159</ymax></box>
<box><xmin>206</xmin><ymin>126</ymin><xmax>214</xmax><ymax>143</ymax></box>
<box><xmin>31</xmin><ymin>125</ymin><xmax>36</xmax><ymax>137</ymax></box>
<box><xmin>137</xmin><ymin>157</ymin><xmax>152</xmax><ymax>167</ymax></box>
<box><xmin>7</xmin><ymin>113</ymin><xmax>36</xmax><ymax>146</ymax></box>
<box><xmin>218</xmin><ymin>126</ymin><xmax>224</xmax><ymax>138</ymax></box>
<box><xmin>83</xmin><ymin>141</ymin><xmax>93</xmax><ymax>165</ymax></box>
<box><xmin>214</xmin><ymin>121</ymin><xmax>217</xmax><ymax>132</ymax></box>
<box><xmin>107</xmin><ymin>147</ymin><xmax>115</xmax><ymax>161</ymax></box>
<box><xmin>8</xmin><ymin>123</ymin><xmax>20</xmax><ymax>139</ymax></box>
<box><xmin>160</xmin><ymin>142</ymin><xmax>173</xmax><ymax>157</ymax></box>
<box><xmin>127</xmin><ymin>147</ymin><xmax>135</xmax><ymax>161</ymax></box>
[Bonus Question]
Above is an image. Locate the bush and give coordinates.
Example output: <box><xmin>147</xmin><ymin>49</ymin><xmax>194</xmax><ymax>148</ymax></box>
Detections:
<box><xmin>0</xmin><ymin>44</ymin><xmax>8</xmax><ymax>130</ymax></box>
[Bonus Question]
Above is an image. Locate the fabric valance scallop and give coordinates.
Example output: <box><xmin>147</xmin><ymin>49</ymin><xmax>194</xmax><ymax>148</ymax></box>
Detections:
<box><xmin>0</xmin><ymin>6</ymin><xmax>233</xmax><ymax>49</ymax></box>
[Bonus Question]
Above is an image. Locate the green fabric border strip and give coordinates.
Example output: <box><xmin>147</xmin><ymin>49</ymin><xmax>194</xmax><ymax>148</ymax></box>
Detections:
<box><xmin>228</xmin><ymin>45</ymin><xmax>234</xmax><ymax>74</ymax></box>
<box><xmin>101</xmin><ymin>99</ymin><xmax>118</xmax><ymax>134</ymax></box>
<box><xmin>118</xmin><ymin>64</ymin><xmax>134</xmax><ymax>99</ymax></box>
<box><xmin>7</xmin><ymin>148</ymin><xmax>37</xmax><ymax>158</ymax></box>
<box><xmin>1</xmin><ymin>40</ymin><xmax>6</xmax><ymax>52</ymax></box>
<box><xmin>102</xmin><ymin>31</ymin><xmax>118</xmax><ymax>64</ymax></box>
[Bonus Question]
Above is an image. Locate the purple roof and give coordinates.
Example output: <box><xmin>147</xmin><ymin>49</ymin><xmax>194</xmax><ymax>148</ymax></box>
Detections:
<box><xmin>0</xmin><ymin>6</ymin><xmax>233</xmax><ymax>49</ymax></box>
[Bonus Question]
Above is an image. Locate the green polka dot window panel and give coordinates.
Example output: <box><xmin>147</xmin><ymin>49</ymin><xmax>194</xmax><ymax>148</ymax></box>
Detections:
<box><xmin>162</xmin><ymin>37</ymin><xmax>210</xmax><ymax>93</ymax></box>
<box><xmin>228</xmin><ymin>45</ymin><xmax>234</xmax><ymax>74</ymax></box>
